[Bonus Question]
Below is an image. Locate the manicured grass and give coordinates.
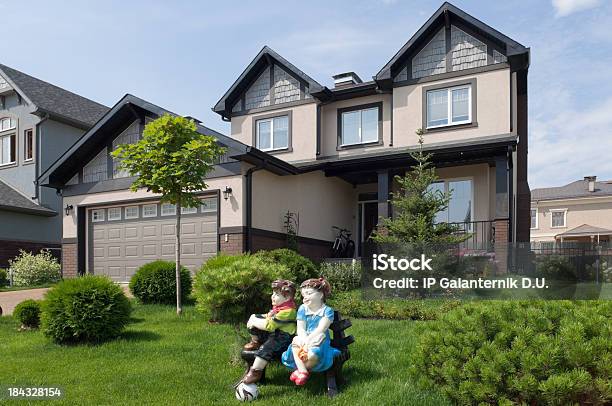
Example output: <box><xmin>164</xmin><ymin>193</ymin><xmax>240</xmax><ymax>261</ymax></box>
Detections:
<box><xmin>0</xmin><ymin>303</ymin><xmax>448</xmax><ymax>405</ymax></box>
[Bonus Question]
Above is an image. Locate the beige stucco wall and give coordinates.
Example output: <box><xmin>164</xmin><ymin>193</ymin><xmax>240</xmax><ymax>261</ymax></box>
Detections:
<box><xmin>251</xmin><ymin>170</ymin><xmax>354</xmax><ymax>242</ymax></box>
<box><xmin>319</xmin><ymin>93</ymin><xmax>392</xmax><ymax>158</ymax></box>
<box><xmin>531</xmin><ymin>197</ymin><xmax>612</xmax><ymax>241</ymax></box>
<box><xmin>62</xmin><ymin>174</ymin><xmax>245</xmax><ymax>239</ymax></box>
<box><xmin>393</xmin><ymin>68</ymin><xmax>511</xmax><ymax>146</ymax></box>
<box><xmin>230</xmin><ymin>102</ymin><xmax>317</xmax><ymax>162</ymax></box>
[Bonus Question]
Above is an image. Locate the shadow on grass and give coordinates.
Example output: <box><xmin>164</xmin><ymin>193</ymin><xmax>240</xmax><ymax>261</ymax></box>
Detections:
<box><xmin>129</xmin><ymin>316</ymin><xmax>146</xmax><ymax>324</ymax></box>
<box><xmin>120</xmin><ymin>330</ymin><xmax>162</xmax><ymax>342</ymax></box>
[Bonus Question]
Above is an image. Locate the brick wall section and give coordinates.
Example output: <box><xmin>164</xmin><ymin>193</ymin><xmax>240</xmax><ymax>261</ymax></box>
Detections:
<box><xmin>61</xmin><ymin>243</ymin><xmax>78</xmax><ymax>278</ymax></box>
<box><xmin>251</xmin><ymin>231</ymin><xmax>332</xmax><ymax>263</ymax></box>
<box><xmin>0</xmin><ymin>240</ymin><xmax>61</xmax><ymax>269</ymax></box>
<box><xmin>219</xmin><ymin>233</ymin><xmax>245</xmax><ymax>255</ymax></box>
<box><xmin>494</xmin><ymin>219</ymin><xmax>509</xmax><ymax>274</ymax></box>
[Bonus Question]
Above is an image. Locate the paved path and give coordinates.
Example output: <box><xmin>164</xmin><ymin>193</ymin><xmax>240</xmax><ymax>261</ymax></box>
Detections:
<box><xmin>0</xmin><ymin>288</ymin><xmax>49</xmax><ymax>316</ymax></box>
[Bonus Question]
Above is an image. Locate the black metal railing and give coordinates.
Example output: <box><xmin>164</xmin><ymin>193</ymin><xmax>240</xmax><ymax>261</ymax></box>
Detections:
<box><xmin>447</xmin><ymin>220</ymin><xmax>497</xmax><ymax>252</ymax></box>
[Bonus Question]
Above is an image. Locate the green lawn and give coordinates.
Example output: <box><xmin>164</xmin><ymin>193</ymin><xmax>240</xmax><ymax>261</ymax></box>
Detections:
<box><xmin>0</xmin><ymin>303</ymin><xmax>448</xmax><ymax>406</ymax></box>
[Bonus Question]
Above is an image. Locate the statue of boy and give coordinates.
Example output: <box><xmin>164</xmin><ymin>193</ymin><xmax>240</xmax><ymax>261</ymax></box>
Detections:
<box><xmin>281</xmin><ymin>277</ymin><xmax>340</xmax><ymax>386</ymax></box>
<box><xmin>242</xmin><ymin>279</ymin><xmax>297</xmax><ymax>384</ymax></box>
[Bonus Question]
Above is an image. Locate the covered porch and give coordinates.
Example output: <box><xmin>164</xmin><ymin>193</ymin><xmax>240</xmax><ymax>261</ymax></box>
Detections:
<box><xmin>299</xmin><ymin>135</ymin><xmax>516</xmax><ymax>256</ymax></box>
<box><xmin>555</xmin><ymin>224</ymin><xmax>612</xmax><ymax>246</ymax></box>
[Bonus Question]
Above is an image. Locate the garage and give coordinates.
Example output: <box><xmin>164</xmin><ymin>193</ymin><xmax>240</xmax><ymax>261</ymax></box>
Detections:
<box><xmin>88</xmin><ymin>196</ymin><xmax>218</xmax><ymax>282</ymax></box>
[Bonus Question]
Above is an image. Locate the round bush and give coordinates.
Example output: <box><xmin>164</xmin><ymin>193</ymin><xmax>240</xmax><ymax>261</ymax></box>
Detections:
<box><xmin>13</xmin><ymin>299</ymin><xmax>41</xmax><ymax>328</ymax></box>
<box><xmin>255</xmin><ymin>248</ymin><xmax>318</xmax><ymax>283</ymax></box>
<box><xmin>42</xmin><ymin>275</ymin><xmax>131</xmax><ymax>344</ymax></box>
<box><xmin>194</xmin><ymin>254</ymin><xmax>291</xmax><ymax>323</ymax></box>
<box><xmin>412</xmin><ymin>301</ymin><xmax>612</xmax><ymax>405</ymax></box>
<box><xmin>10</xmin><ymin>250</ymin><xmax>61</xmax><ymax>287</ymax></box>
<box><xmin>129</xmin><ymin>260</ymin><xmax>192</xmax><ymax>305</ymax></box>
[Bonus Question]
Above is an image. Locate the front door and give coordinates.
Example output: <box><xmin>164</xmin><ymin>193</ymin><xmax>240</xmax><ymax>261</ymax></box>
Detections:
<box><xmin>358</xmin><ymin>201</ymin><xmax>378</xmax><ymax>256</ymax></box>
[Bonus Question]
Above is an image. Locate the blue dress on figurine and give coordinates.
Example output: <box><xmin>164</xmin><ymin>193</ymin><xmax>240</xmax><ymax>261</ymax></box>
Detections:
<box><xmin>281</xmin><ymin>304</ymin><xmax>340</xmax><ymax>372</ymax></box>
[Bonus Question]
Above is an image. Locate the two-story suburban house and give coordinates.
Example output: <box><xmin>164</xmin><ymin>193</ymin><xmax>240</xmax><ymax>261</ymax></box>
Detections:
<box><xmin>531</xmin><ymin>176</ymin><xmax>612</xmax><ymax>248</ymax></box>
<box><xmin>0</xmin><ymin>65</ymin><xmax>108</xmax><ymax>267</ymax></box>
<box><xmin>40</xmin><ymin>2</ymin><xmax>530</xmax><ymax>282</ymax></box>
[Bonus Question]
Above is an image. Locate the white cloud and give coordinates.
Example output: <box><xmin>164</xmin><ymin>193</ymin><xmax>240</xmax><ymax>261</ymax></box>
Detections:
<box><xmin>552</xmin><ymin>0</ymin><xmax>601</xmax><ymax>17</ymax></box>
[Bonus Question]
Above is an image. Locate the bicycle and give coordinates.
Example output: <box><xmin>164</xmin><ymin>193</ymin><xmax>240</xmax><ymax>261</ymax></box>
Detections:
<box><xmin>331</xmin><ymin>226</ymin><xmax>355</xmax><ymax>258</ymax></box>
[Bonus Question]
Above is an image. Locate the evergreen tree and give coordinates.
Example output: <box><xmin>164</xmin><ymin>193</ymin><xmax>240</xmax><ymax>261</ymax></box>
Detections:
<box><xmin>372</xmin><ymin>129</ymin><xmax>466</xmax><ymax>245</ymax></box>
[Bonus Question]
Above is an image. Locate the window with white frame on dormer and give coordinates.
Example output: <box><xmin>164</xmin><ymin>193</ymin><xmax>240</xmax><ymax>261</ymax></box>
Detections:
<box><xmin>426</xmin><ymin>84</ymin><xmax>472</xmax><ymax>129</ymax></box>
<box><xmin>255</xmin><ymin>115</ymin><xmax>289</xmax><ymax>151</ymax></box>
<box><xmin>0</xmin><ymin>117</ymin><xmax>16</xmax><ymax>165</ymax></box>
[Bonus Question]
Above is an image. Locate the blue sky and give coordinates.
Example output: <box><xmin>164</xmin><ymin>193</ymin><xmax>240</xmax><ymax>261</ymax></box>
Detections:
<box><xmin>1</xmin><ymin>0</ymin><xmax>610</xmax><ymax>189</ymax></box>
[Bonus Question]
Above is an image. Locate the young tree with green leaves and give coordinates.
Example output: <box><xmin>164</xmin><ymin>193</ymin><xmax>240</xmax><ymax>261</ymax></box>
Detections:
<box><xmin>112</xmin><ymin>115</ymin><xmax>226</xmax><ymax>315</ymax></box>
<box><xmin>372</xmin><ymin>129</ymin><xmax>465</xmax><ymax>245</ymax></box>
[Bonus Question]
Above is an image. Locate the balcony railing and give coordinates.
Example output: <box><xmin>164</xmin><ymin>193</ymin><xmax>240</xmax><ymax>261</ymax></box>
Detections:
<box><xmin>447</xmin><ymin>220</ymin><xmax>497</xmax><ymax>252</ymax></box>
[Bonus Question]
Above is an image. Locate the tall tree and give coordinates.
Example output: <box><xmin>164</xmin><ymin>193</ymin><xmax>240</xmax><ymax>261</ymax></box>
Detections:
<box><xmin>112</xmin><ymin>115</ymin><xmax>226</xmax><ymax>314</ymax></box>
<box><xmin>372</xmin><ymin>129</ymin><xmax>465</xmax><ymax>245</ymax></box>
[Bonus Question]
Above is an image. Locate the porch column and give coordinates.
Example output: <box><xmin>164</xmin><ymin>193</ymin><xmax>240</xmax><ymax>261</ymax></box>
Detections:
<box><xmin>494</xmin><ymin>156</ymin><xmax>510</xmax><ymax>274</ymax></box>
<box><xmin>377</xmin><ymin>169</ymin><xmax>391</xmax><ymax>219</ymax></box>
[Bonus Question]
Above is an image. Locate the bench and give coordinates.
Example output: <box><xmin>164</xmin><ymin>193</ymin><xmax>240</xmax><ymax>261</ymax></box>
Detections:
<box><xmin>240</xmin><ymin>311</ymin><xmax>354</xmax><ymax>397</ymax></box>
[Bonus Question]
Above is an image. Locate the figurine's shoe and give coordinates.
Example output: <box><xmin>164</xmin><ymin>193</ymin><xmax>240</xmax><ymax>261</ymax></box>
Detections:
<box><xmin>293</xmin><ymin>371</ymin><xmax>310</xmax><ymax>386</ymax></box>
<box><xmin>289</xmin><ymin>370</ymin><xmax>300</xmax><ymax>382</ymax></box>
<box><xmin>243</xmin><ymin>367</ymin><xmax>263</xmax><ymax>384</ymax></box>
<box><xmin>243</xmin><ymin>340</ymin><xmax>261</xmax><ymax>351</ymax></box>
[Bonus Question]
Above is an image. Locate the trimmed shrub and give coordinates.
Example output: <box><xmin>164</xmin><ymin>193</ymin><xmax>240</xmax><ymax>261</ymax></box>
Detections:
<box><xmin>319</xmin><ymin>261</ymin><xmax>362</xmax><ymax>293</ymax></box>
<box><xmin>536</xmin><ymin>255</ymin><xmax>576</xmax><ymax>281</ymax></box>
<box><xmin>42</xmin><ymin>275</ymin><xmax>131</xmax><ymax>344</ymax></box>
<box><xmin>10</xmin><ymin>250</ymin><xmax>61</xmax><ymax>287</ymax></box>
<box><xmin>0</xmin><ymin>268</ymin><xmax>8</xmax><ymax>287</ymax></box>
<box><xmin>328</xmin><ymin>290</ymin><xmax>460</xmax><ymax>320</ymax></box>
<box><xmin>129</xmin><ymin>260</ymin><xmax>192</xmax><ymax>305</ymax></box>
<box><xmin>13</xmin><ymin>299</ymin><xmax>41</xmax><ymax>328</ymax></box>
<box><xmin>255</xmin><ymin>248</ymin><xmax>318</xmax><ymax>283</ymax></box>
<box><xmin>194</xmin><ymin>254</ymin><xmax>291</xmax><ymax>323</ymax></box>
<box><xmin>412</xmin><ymin>300</ymin><xmax>612</xmax><ymax>405</ymax></box>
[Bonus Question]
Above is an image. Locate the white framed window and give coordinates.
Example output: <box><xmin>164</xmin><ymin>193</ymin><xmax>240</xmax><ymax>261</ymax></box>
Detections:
<box><xmin>427</xmin><ymin>179</ymin><xmax>473</xmax><ymax>227</ymax></box>
<box><xmin>426</xmin><ymin>84</ymin><xmax>472</xmax><ymax>129</ymax></box>
<box><xmin>161</xmin><ymin>203</ymin><xmax>176</xmax><ymax>216</ymax></box>
<box><xmin>91</xmin><ymin>209</ymin><xmax>105</xmax><ymax>222</ymax></box>
<box><xmin>530</xmin><ymin>208</ymin><xmax>538</xmax><ymax>229</ymax></box>
<box><xmin>256</xmin><ymin>115</ymin><xmax>289</xmax><ymax>151</ymax></box>
<box><xmin>181</xmin><ymin>206</ymin><xmax>198</xmax><ymax>214</ymax></box>
<box><xmin>108</xmin><ymin>207</ymin><xmax>121</xmax><ymax>221</ymax></box>
<box><xmin>125</xmin><ymin>206</ymin><xmax>139</xmax><ymax>219</ymax></box>
<box><xmin>340</xmin><ymin>106</ymin><xmax>379</xmax><ymax>146</ymax></box>
<box><xmin>142</xmin><ymin>204</ymin><xmax>157</xmax><ymax>218</ymax></box>
<box><xmin>0</xmin><ymin>132</ymin><xmax>16</xmax><ymax>165</ymax></box>
<box><xmin>550</xmin><ymin>209</ymin><xmax>567</xmax><ymax>228</ymax></box>
<box><xmin>200</xmin><ymin>197</ymin><xmax>218</xmax><ymax>213</ymax></box>
<box><xmin>24</xmin><ymin>129</ymin><xmax>33</xmax><ymax>161</ymax></box>
<box><xmin>0</xmin><ymin>117</ymin><xmax>16</xmax><ymax>131</ymax></box>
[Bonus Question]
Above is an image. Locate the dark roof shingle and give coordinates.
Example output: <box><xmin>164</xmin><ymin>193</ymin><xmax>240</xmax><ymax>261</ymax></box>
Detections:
<box><xmin>0</xmin><ymin>64</ymin><xmax>109</xmax><ymax>127</ymax></box>
<box><xmin>532</xmin><ymin>179</ymin><xmax>612</xmax><ymax>201</ymax></box>
<box><xmin>0</xmin><ymin>180</ymin><xmax>56</xmax><ymax>216</ymax></box>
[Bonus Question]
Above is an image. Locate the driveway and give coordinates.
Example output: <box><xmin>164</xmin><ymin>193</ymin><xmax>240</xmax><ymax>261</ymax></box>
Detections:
<box><xmin>0</xmin><ymin>288</ymin><xmax>49</xmax><ymax>316</ymax></box>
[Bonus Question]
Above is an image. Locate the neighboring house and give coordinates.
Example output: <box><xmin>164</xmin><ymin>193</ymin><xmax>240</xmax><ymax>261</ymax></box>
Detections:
<box><xmin>0</xmin><ymin>64</ymin><xmax>108</xmax><ymax>267</ymax></box>
<box><xmin>531</xmin><ymin>176</ymin><xmax>612</xmax><ymax>247</ymax></box>
<box><xmin>40</xmin><ymin>2</ymin><xmax>530</xmax><ymax>282</ymax></box>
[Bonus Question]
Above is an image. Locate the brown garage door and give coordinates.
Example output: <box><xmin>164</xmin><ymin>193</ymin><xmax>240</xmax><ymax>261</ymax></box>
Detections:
<box><xmin>89</xmin><ymin>197</ymin><xmax>218</xmax><ymax>282</ymax></box>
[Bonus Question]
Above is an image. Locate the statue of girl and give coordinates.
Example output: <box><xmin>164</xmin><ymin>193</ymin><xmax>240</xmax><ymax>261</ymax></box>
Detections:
<box><xmin>281</xmin><ymin>277</ymin><xmax>340</xmax><ymax>386</ymax></box>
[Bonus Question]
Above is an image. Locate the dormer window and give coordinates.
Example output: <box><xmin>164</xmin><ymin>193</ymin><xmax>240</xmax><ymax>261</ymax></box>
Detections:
<box><xmin>0</xmin><ymin>118</ymin><xmax>16</xmax><ymax>165</ymax></box>
<box><xmin>255</xmin><ymin>114</ymin><xmax>290</xmax><ymax>152</ymax></box>
<box><xmin>424</xmin><ymin>80</ymin><xmax>476</xmax><ymax>130</ymax></box>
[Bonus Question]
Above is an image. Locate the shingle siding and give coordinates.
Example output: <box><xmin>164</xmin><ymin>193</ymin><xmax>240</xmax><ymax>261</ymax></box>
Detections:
<box><xmin>451</xmin><ymin>26</ymin><xmax>487</xmax><ymax>71</ymax></box>
<box><xmin>245</xmin><ymin>66</ymin><xmax>271</xmax><ymax>110</ymax></box>
<box><xmin>273</xmin><ymin>65</ymin><xmax>301</xmax><ymax>104</ymax></box>
<box><xmin>411</xmin><ymin>28</ymin><xmax>446</xmax><ymax>79</ymax></box>
<box><xmin>112</xmin><ymin>120</ymin><xmax>140</xmax><ymax>178</ymax></box>
<box><xmin>82</xmin><ymin>149</ymin><xmax>108</xmax><ymax>183</ymax></box>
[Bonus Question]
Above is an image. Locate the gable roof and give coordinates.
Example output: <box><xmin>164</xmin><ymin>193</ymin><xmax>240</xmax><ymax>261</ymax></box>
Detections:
<box><xmin>532</xmin><ymin>179</ymin><xmax>612</xmax><ymax>201</ymax></box>
<box><xmin>0</xmin><ymin>64</ymin><xmax>109</xmax><ymax>128</ymax></box>
<box><xmin>39</xmin><ymin>94</ymin><xmax>297</xmax><ymax>188</ymax></box>
<box><xmin>0</xmin><ymin>179</ymin><xmax>56</xmax><ymax>216</ymax></box>
<box><xmin>213</xmin><ymin>46</ymin><xmax>324</xmax><ymax>118</ymax></box>
<box><xmin>375</xmin><ymin>2</ymin><xmax>529</xmax><ymax>82</ymax></box>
